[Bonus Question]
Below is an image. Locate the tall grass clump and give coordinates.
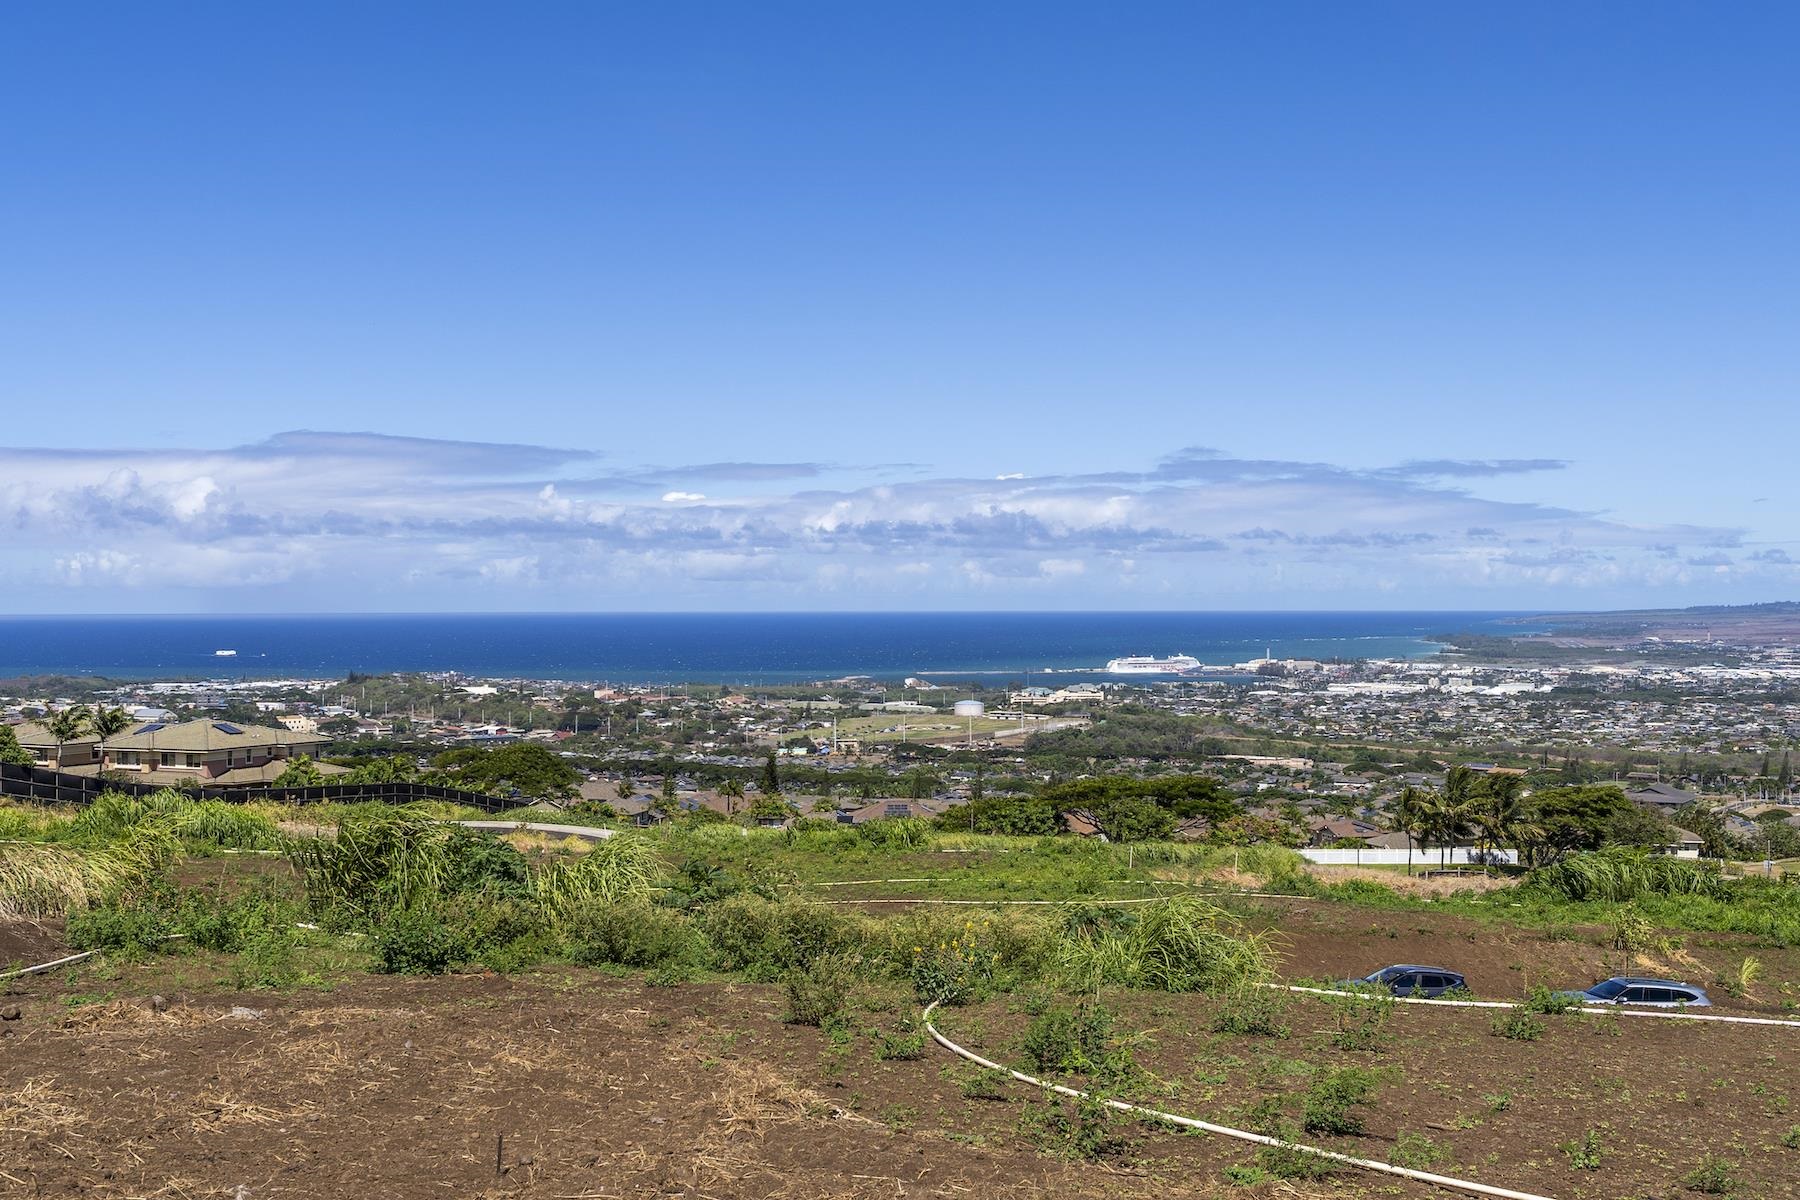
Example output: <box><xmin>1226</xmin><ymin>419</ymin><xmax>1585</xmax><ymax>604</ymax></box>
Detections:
<box><xmin>1057</xmin><ymin>896</ymin><xmax>1274</xmax><ymax>993</ymax></box>
<box><xmin>166</xmin><ymin>801</ymin><xmax>282</xmax><ymax>849</ymax></box>
<box><xmin>0</xmin><ymin>802</ymin><xmax>67</xmax><ymax>840</ymax></box>
<box><xmin>288</xmin><ymin>805</ymin><xmax>467</xmax><ymax>917</ymax></box>
<box><xmin>0</xmin><ymin>823</ymin><xmax>177</xmax><ymax>918</ymax></box>
<box><xmin>534</xmin><ymin>833</ymin><xmax>662</xmax><ymax>924</ymax></box>
<box><xmin>68</xmin><ymin>791</ymin><xmax>169</xmax><ymax>841</ymax></box>
<box><xmin>1532</xmin><ymin>850</ymin><xmax>1731</xmax><ymax>903</ymax></box>
<box><xmin>63</xmin><ymin>789</ymin><xmax>281</xmax><ymax>851</ymax></box>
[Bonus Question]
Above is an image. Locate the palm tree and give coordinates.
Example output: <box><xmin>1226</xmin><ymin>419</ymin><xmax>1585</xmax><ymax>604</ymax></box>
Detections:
<box><xmin>719</xmin><ymin>778</ymin><xmax>746</xmax><ymax>816</ymax></box>
<box><xmin>1388</xmin><ymin>786</ymin><xmax>1429</xmax><ymax>876</ymax></box>
<box><xmin>1474</xmin><ymin>774</ymin><xmax>1540</xmax><ymax>872</ymax></box>
<box><xmin>44</xmin><ymin>705</ymin><xmax>93</xmax><ymax>770</ymax></box>
<box><xmin>89</xmin><ymin>706</ymin><xmax>132</xmax><ymax>768</ymax></box>
<box><xmin>1428</xmin><ymin>767</ymin><xmax>1481</xmax><ymax>867</ymax></box>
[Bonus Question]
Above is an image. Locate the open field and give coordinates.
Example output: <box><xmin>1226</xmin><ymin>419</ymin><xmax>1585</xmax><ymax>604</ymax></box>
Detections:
<box><xmin>8</xmin><ymin>796</ymin><xmax>1800</xmax><ymax>1198</ymax></box>
<box><xmin>823</xmin><ymin>712</ymin><xmax>1081</xmax><ymax>747</ymax></box>
<box><xmin>6</xmin><ymin>895</ymin><xmax>1799</xmax><ymax>1199</ymax></box>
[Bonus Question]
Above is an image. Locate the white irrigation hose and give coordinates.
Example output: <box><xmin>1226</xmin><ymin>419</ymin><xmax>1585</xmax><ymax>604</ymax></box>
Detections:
<box><xmin>921</xmin><ymin>1000</ymin><xmax>1559</xmax><ymax>1200</ymax></box>
<box><xmin>0</xmin><ymin>933</ymin><xmax>189</xmax><ymax>982</ymax></box>
<box><xmin>0</xmin><ymin>948</ymin><xmax>99</xmax><ymax>980</ymax></box>
<box><xmin>1275</xmin><ymin>983</ymin><xmax>1800</xmax><ymax>1029</ymax></box>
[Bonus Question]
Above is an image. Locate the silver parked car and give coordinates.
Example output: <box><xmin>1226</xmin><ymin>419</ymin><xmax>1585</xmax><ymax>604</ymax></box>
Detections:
<box><xmin>1559</xmin><ymin>976</ymin><xmax>1711</xmax><ymax>1008</ymax></box>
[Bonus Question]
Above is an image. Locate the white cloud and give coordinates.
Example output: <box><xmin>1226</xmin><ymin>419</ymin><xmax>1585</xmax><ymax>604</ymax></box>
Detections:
<box><xmin>0</xmin><ymin>429</ymin><xmax>1776</xmax><ymax>608</ymax></box>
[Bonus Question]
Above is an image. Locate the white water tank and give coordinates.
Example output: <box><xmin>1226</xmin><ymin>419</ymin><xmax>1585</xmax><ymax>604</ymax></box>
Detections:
<box><xmin>953</xmin><ymin>700</ymin><xmax>985</xmax><ymax>718</ymax></box>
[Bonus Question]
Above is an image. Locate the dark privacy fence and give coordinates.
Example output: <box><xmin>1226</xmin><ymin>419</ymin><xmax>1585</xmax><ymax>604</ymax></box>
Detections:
<box><xmin>0</xmin><ymin>761</ymin><xmax>530</xmax><ymax>813</ymax></box>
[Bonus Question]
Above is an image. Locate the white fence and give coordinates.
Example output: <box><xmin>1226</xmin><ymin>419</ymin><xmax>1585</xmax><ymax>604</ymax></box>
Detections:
<box><xmin>1300</xmin><ymin>845</ymin><xmax>1517</xmax><ymax>867</ymax></box>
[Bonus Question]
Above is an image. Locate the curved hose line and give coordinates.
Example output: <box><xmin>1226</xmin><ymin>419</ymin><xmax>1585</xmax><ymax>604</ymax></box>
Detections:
<box><xmin>0</xmin><ymin>948</ymin><xmax>99</xmax><ymax>980</ymax></box>
<box><xmin>0</xmin><ymin>933</ymin><xmax>188</xmax><ymax>982</ymax></box>
<box><xmin>921</xmin><ymin>1000</ymin><xmax>1559</xmax><ymax>1200</ymax></box>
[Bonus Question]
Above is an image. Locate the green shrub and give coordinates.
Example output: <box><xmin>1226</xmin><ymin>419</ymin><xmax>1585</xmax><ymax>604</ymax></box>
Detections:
<box><xmin>174</xmin><ymin>880</ymin><xmax>305</xmax><ymax>952</ymax></box>
<box><xmin>1491</xmin><ymin>1010</ymin><xmax>1545</xmax><ymax>1041</ymax></box>
<box><xmin>698</xmin><ymin>893</ymin><xmax>782</xmax><ymax>975</ymax></box>
<box><xmin>911</xmin><ymin>930</ymin><xmax>996</xmax><ymax>1005</ymax></box>
<box><xmin>944</xmin><ymin>1062</ymin><xmax>1006</xmax><ymax>1100</ymax></box>
<box><xmin>872</xmin><ymin>1020</ymin><xmax>929</xmax><ymax>1061</ymax></box>
<box><xmin>373</xmin><ymin>905</ymin><xmax>464</xmax><ymax>975</ymax></box>
<box><xmin>1210</xmin><ymin>985</ymin><xmax>1290</xmax><ymax>1037</ymax></box>
<box><xmin>1390</xmin><ymin>1132</ymin><xmax>1448</xmax><ymax>1169</ymax></box>
<box><xmin>772</xmin><ymin>900</ymin><xmax>868</xmax><ymax>969</ymax></box>
<box><xmin>782</xmin><ymin>952</ymin><xmax>861</xmax><ymax>1026</ymax></box>
<box><xmin>1324</xmin><ymin>985</ymin><xmax>1394</xmax><ymax>1051</ymax></box>
<box><xmin>439</xmin><ymin>827</ymin><xmax>533</xmax><ymax>899</ymax></box>
<box><xmin>1561</xmin><ymin>1128</ymin><xmax>1605</xmax><ymax>1170</ymax></box>
<box><xmin>1522</xmin><ymin>984</ymin><xmax>1583</xmax><ymax>1014</ymax></box>
<box><xmin>1248</xmin><ymin>1107</ymin><xmax>1336</xmax><ymax>1180</ymax></box>
<box><xmin>65</xmin><ymin>896</ymin><xmax>174</xmax><ymax>954</ymax></box>
<box><xmin>454</xmin><ymin>894</ymin><xmax>553</xmax><ymax>973</ymax></box>
<box><xmin>1017</xmin><ymin>1093</ymin><xmax>1129</xmax><ymax>1161</ymax></box>
<box><xmin>563</xmin><ymin>901</ymin><xmax>700</xmax><ymax>969</ymax></box>
<box><xmin>1680</xmin><ymin>1155</ymin><xmax>1737</xmax><ymax>1194</ymax></box>
<box><xmin>1018</xmin><ymin>1000</ymin><xmax>1139</xmax><ymax>1085</ymax></box>
<box><xmin>1301</xmin><ymin>1065</ymin><xmax>1384</xmax><ymax>1136</ymax></box>
<box><xmin>231</xmin><ymin>927</ymin><xmax>308</xmax><ymax>989</ymax></box>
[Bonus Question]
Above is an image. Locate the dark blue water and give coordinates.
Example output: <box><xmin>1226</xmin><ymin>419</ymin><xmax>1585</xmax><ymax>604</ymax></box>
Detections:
<box><xmin>0</xmin><ymin>612</ymin><xmax>1530</xmax><ymax>682</ymax></box>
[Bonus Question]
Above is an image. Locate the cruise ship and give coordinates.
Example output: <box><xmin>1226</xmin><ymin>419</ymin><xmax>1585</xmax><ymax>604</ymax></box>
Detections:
<box><xmin>1104</xmin><ymin>654</ymin><xmax>1202</xmax><ymax>675</ymax></box>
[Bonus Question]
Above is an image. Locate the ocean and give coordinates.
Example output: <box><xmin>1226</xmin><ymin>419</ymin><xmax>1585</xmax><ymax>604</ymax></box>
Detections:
<box><xmin>0</xmin><ymin>612</ymin><xmax>1532</xmax><ymax>683</ymax></box>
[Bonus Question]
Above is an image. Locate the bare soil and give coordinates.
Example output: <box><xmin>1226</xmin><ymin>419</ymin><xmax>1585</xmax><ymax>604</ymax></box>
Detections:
<box><xmin>5</xmin><ymin>895</ymin><xmax>1799</xmax><ymax>1200</ymax></box>
<box><xmin>2</xmin><ymin>946</ymin><xmax>1344</xmax><ymax>1200</ymax></box>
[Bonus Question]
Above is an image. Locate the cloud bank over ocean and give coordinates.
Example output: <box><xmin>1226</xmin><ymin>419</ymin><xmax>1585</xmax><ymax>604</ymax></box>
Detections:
<box><xmin>0</xmin><ymin>431</ymin><xmax>1787</xmax><ymax>611</ymax></box>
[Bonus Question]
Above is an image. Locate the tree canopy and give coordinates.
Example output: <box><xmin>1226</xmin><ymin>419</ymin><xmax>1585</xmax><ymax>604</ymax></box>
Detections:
<box><xmin>1038</xmin><ymin>774</ymin><xmax>1241</xmax><ymax>843</ymax></box>
<box><xmin>430</xmin><ymin>742</ymin><xmax>579</xmax><ymax>801</ymax></box>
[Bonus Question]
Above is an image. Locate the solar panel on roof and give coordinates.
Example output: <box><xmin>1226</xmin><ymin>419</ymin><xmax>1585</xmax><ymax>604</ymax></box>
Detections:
<box><xmin>136</xmin><ymin>723</ymin><xmax>165</xmax><ymax>734</ymax></box>
<box><xmin>213</xmin><ymin>722</ymin><xmax>244</xmax><ymax>735</ymax></box>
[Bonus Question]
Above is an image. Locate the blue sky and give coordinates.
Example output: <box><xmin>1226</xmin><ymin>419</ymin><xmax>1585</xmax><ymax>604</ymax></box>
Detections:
<box><xmin>2</xmin><ymin>2</ymin><xmax>1796</xmax><ymax>612</ymax></box>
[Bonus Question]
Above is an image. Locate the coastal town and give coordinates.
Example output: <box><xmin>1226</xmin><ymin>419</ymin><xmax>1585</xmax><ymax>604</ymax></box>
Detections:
<box><xmin>6</xmin><ymin>619</ymin><xmax>1797</xmax><ymax>862</ymax></box>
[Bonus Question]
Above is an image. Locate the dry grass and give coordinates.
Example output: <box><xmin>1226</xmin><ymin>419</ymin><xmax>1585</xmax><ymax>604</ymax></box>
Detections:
<box><xmin>1310</xmin><ymin>865</ymin><xmax>1515</xmax><ymax>898</ymax></box>
<box><xmin>56</xmin><ymin>999</ymin><xmax>216</xmax><ymax>1033</ymax></box>
<box><xmin>0</xmin><ymin>1076</ymin><xmax>84</xmax><ymax>1136</ymax></box>
<box><xmin>190</xmin><ymin>1093</ymin><xmax>312</xmax><ymax>1133</ymax></box>
<box><xmin>501</xmin><ymin>830</ymin><xmax>594</xmax><ymax>856</ymax></box>
<box><xmin>709</xmin><ymin>1056</ymin><xmax>861</xmax><ymax>1135</ymax></box>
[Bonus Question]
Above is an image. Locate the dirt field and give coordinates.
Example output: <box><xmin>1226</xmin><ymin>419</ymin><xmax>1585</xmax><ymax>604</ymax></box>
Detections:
<box><xmin>3</xmin><ymin>953</ymin><xmax>1343</xmax><ymax>1200</ymax></box>
<box><xmin>5</xmin><ymin>896</ymin><xmax>1798</xmax><ymax>1200</ymax></box>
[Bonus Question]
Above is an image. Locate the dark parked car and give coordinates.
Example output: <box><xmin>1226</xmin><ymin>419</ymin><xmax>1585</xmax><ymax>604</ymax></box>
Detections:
<box><xmin>1340</xmin><ymin>964</ymin><xmax>1467</xmax><ymax>998</ymax></box>
<box><xmin>1556</xmin><ymin>977</ymin><xmax>1711</xmax><ymax>1008</ymax></box>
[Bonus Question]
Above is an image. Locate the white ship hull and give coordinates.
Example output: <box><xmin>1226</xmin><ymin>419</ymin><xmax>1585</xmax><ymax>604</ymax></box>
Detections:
<box><xmin>1105</xmin><ymin>654</ymin><xmax>1202</xmax><ymax>674</ymax></box>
